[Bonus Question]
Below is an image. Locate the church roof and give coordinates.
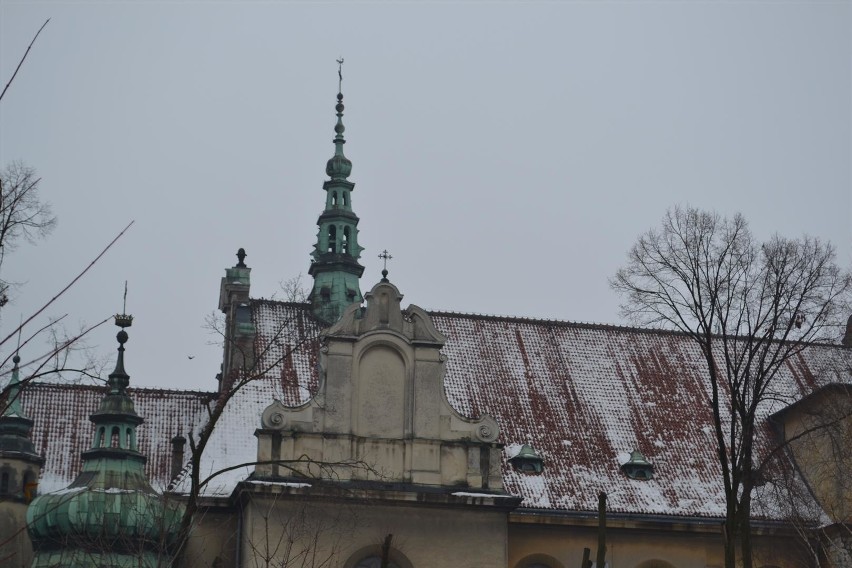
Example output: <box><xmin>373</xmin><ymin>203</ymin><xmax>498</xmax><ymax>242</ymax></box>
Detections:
<box><xmin>24</xmin><ymin>300</ymin><xmax>852</xmax><ymax>521</ymax></box>
<box><xmin>22</xmin><ymin>383</ymin><xmax>212</xmax><ymax>493</ymax></box>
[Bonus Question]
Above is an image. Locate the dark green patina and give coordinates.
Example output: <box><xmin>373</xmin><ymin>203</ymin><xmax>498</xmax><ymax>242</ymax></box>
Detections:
<box><xmin>27</xmin><ymin>316</ymin><xmax>183</xmax><ymax>567</ymax></box>
<box><xmin>308</xmin><ymin>63</ymin><xmax>365</xmax><ymax>324</ymax></box>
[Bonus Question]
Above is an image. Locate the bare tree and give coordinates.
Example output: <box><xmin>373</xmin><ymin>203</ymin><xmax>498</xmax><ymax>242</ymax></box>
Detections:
<box><xmin>0</xmin><ymin>162</ymin><xmax>57</xmax><ymax>307</ymax></box>
<box><xmin>172</xmin><ymin>309</ymin><xmax>320</xmax><ymax>563</ymax></box>
<box><xmin>274</xmin><ymin>274</ymin><xmax>309</xmax><ymax>303</ymax></box>
<box><xmin>611</xmin><ymin>206</ymin><xmax>852</xmax><ymax>568</ymax></box>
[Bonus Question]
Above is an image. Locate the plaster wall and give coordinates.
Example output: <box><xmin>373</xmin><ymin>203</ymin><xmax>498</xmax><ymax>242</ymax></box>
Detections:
<box><xmin>182</xmin><ymin>507</ymin><xmax>238</xmax><ymax>568</ymax></box>
<box><xmin>781</xmin><ymin>388</ymin><xmax>852</xmax><ymax>522</ymax></box>
<box><xmin>241</xmin><ymin>495</ymin><xmax>510</xmax><ymax>568</ymax></box>
<box><xmin>509</xmin><ymin>521</ymin><xmax>808</xmax><ymax>568</ymax></box>
<box><xmin>0</xmin><ymin>501</ymin><xmax>32</xmax><ymax>568</ymax></box>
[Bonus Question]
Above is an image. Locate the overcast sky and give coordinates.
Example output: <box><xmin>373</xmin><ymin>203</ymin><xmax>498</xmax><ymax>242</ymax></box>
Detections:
<box><xmin>1</xmin><ymin>1</ymin><xmax>850</xmax><ymax>391</ymax></box>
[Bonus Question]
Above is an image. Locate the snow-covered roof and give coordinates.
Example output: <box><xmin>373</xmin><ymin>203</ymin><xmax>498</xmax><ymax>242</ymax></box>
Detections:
<box><xmin>24</xmin><ymin>300</ymin><xmax>852</xmax><ymax>520</ymax></box>
<box><xmin>23</xmin><ymin>383</ymin><xmax>211</xmax><ymax>494</ymax></box>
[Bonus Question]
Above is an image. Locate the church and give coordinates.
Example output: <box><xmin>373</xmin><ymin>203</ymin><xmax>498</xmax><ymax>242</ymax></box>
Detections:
<box><xmin>1</xmin><ymin>79</ymin><xmax>851</xmax><ymax>568</ymax></box>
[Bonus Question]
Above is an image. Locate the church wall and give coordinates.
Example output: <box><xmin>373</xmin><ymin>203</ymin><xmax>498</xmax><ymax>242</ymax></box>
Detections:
<box><xmin>0</xmin><ymin>501</ymin><xmax>32</xmax><ymax>568</ymax></box>
<box><xmin>240</xmin><ymin>494</ymin><xmax>510</xmax><ymax>568</ymax></box>
<box><xmin>779</xmin><ymin>387</ymin><xmax>852</xmax><ymax>523</ymax></box>
<box><xmin>182</xmin><ymin>506</ymin><xmax>238</xmax><ymax>568</ymax></box>
<box><xmin>508</xmin><ymin>520</ymin><xmax>809</xmax><ymax>568</ymax></box>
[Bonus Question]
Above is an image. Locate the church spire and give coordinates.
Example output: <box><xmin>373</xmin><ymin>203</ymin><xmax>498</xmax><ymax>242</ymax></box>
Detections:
<box><xmin>309</xmin><ymin>60</ymin><xmax>365</xmax><ymax>324</ymax></box>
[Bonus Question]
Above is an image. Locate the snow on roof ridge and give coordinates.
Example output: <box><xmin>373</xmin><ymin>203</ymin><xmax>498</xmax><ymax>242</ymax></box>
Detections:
<box><xmin>246</xmin><ymin>298</ymin><xmax>847</xmax><ymax>349</ymax></box>
<box><xmin>425</xmin><ymin>308</ymin><xmax>692</xmax><ymax>336</ymax></box>
<box><xmin>28</xmin><ymin>382</ymin><xmax>216</xmax><ymax>397</ymax></box>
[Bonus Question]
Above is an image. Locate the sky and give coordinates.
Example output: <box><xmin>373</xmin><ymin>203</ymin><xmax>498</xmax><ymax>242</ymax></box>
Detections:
<box><xmin>0</xmin><ymin>1</ymin><xmax>850</xmax><ymax>391</ymax></box>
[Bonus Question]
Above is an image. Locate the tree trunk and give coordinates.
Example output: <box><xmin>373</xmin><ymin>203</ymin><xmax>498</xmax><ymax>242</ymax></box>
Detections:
<box><xmin>739</xmin><ymin>490</ymin><xmax>754</xmax><ymax>568</ymax></box>
<box><xmin>596</xmin><ymin>492</ymin><xmax>607</xmax><ymax>568</ymax></box>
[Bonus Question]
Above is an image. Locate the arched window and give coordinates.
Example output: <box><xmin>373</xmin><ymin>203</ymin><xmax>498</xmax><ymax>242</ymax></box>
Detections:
<box><xmin>111</xmin><ymin>426</ymin><xmax>120</xmax><ymax>448</ymax></box>
<box><xmin>23</xmin><ymin>471</ymin><xmax>36</xmax><ymax>503</ymax></box>
<box><xmin>345</xmin><ymin>546</ymin><xmax>413</xmax><ymax>568</ymax></box>
<box><xmin>328</xmin><ymin>226</ymin><xmax>337</xmax><ymax>253</ymax></box>
<box><xmin>515</xmin><ymin>554</ymin><xmax>564</xmax><ymax>568</ymax></box>
<box><xmin>343</xmin><ymin>192</ymin><xmax>349</xmax><ymax>207</ymax></box>
<box><xmin>342</xmin><ymin>227</ymin><xmax>350</xmax><ymax>254</ymax></box>
<box><xmin>354</xmin><ymin>557</ymin><xmax>400</xmax><ymax>568</ymax></box>
<box><xmin>126</xmin><ymin>428</ymin><xmax>133</xmax><ymax>450</ymax></box>
<box><xmin>332</xmin><ymin>192</ymin><xmax>338</xmax><ymax>207</ymax></box>
<box><xmin>98</xmin><ymin>427</ymin><xmax>105</xmax><ymax>447</ymax></box>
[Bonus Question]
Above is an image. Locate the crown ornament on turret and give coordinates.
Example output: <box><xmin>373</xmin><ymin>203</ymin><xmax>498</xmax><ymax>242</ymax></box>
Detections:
<box><xmin>326</xmin><ymin>58</ymin><xmax>353</xmax><ymax>180</ymax></box>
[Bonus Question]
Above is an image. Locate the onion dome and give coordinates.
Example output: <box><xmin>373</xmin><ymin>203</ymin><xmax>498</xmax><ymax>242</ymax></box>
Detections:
<box><xmin>27</xmin><ymin>315</ymin><xmax>184</xmax><ymax>567</ymax></box>
<box><xmin>325</xmin><ymin>92</ymin><xmax>353</xmax><ymax>180</ymax></box>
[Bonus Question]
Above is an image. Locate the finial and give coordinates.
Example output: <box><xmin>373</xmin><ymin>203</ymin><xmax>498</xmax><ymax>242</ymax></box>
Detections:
<box><xmin>326</xmin><ymin>59</ymin><xmax>353</xmax><ymax>180</ymax></box>
<box><xmin>236</xmin><ymin>248</ymin><xmax>247</xmax><ymax>268</ymax></box>
<box><xmin>378</xmin><ymin>249</ymin><xmax>393</xmax><ymax>282</ymax></box>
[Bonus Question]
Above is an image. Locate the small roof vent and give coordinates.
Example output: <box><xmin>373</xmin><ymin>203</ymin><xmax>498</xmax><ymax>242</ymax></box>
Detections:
<box><xmin>621</xmin><ymin>450</ymin><xmax>653</xmax><ymax>480</ymax></box>
<box><xmin>509</xmin><ymin>444</ymin><xmax>544</xmax><ymax>474</ymax></box>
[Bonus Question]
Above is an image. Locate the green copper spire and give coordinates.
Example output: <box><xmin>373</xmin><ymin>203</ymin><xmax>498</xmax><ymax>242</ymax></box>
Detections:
<box><xmin>309</xmin><ymin>60</ymin><xmax>365</xmax><ymax>324</ymax></box>
<box><xmin>2</xmin><ymin>354</ymin><xmax>26</xmax><ymax>419</ymax></box>
<box><xmin>0</xmin><ymin>353</ymin><xmax>42</xmax><ymax>495</ymax></box>
<box><xmin>27</xmin><ymin>314</ymin><xmax>183</xmax><ymax>567</ymax></box>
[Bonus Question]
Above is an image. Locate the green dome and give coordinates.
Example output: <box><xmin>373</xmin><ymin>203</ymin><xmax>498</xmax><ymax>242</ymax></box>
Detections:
<box><xmin>27</xmin><ymin>472</ymin><xmax>183</xmax><ymax>568</ymax></box>
<box><xmin>27</xmin><ymin>319</ymin><xmax>185</xmax><ymax>567</ymax></box>
<box><xmin>326</xmin><ymin>151</ymin><xmax>352</xmax><ymax>180</ymax></box>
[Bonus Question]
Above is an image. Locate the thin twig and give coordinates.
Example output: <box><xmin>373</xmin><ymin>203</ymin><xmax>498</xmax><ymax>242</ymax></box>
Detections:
<box><xmin>0</xmin><ymin>19</ymin><xmax>50</xmax><ymax>103</ymax></box>
<box><xmin>0</xmin><ymin>220</ymin><xmax>134</xmax><ymax>349</ymax></box>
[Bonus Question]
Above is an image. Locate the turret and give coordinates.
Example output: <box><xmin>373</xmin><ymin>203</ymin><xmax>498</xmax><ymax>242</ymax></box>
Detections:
<box><xmin>218</xmin><ymin>248</ymin><xmax>255</xmax><ymax>390</ymax></box>
<box><xmin>27</xmin><ymin>314</ymin><xmax>184</xmax><ymax>567</ymax></box>
<box><xmin>0</xmin><ymin>354</ymin><xmax>43</xmax><ymax>567</ymax></box>
<box><xmin>308</xmin><ymin>61</ymin><xmax>365</xmax><ymax>324</ymax></box>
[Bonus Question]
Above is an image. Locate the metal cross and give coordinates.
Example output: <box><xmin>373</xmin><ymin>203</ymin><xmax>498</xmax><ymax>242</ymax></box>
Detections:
<box><xmin>378</xmin><ymin>249</ymin><xmax>393</xmax><ymax>270</ymax></box>
<box><xmin>337</xmin><ymin>57</ymin><xmax>344</xmax><ymax>92</ymax></box>
<box><xmin>122</xmin><ymin>280</ymin><xmax>128</xmax><ymax>314</ymax></box>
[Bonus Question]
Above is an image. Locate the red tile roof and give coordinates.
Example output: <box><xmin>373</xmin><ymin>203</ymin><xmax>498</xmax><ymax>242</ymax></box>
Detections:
<box><xmin>23</xmin><ymin>301</ymin><xmax>852</xmax><ymax>520</ymax></box>
<box><xmin>23</xmin><ymin>383</ymin><xmax>212</xmax><ymax>493</ymax></box>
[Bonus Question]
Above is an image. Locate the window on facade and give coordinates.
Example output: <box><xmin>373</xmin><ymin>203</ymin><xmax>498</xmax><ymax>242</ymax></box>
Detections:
<box><xmin>0</xmin><ymin>472</ymin><xmax>9</xmax><ymax>494</ymax></box>
<box><xmin>332</xmin><ymin>192</ymin><xmax>338</xmax><ymax>207</ymax></box>
<box><xmin>342</xmin><ymin>227</ymin><xmax>350</xmax><ymax>254</ymax></box>
<box><xmin>111</xmin><ymin>427</ymin><xmax>120</xmax><ymax>448</ymax></box>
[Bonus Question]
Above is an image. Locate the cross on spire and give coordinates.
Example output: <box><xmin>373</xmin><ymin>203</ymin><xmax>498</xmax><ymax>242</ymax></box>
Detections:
<box><xmin>378</xmin><ymin>249</ymin><xmax>392</xmax><ymax>282</ymax></box>
<box><xmin>337</xmin><ymin>57</ymin><xmax>344</xmax><ymax>93</ymax></box>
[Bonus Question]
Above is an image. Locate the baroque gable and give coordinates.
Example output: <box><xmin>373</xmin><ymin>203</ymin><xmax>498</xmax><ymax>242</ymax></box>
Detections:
<box><xmin>257</xmin><ymin>279</ymin><xmax>502</xmax><ymax>490</ymax></box>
